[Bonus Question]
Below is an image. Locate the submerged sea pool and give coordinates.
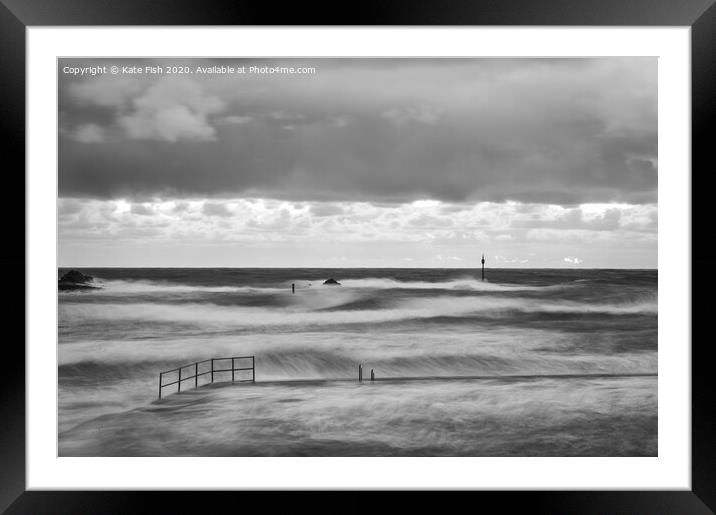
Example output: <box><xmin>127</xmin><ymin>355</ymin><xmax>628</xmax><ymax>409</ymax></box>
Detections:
<box><xmin>60</xmin><ymin>375</ymin><xmax>656</xmax><ymax>457</ymax></box>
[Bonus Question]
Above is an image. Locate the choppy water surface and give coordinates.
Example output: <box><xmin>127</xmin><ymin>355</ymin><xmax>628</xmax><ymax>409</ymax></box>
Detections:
<box><xmin>58</xmin><ymin>268</ymin><xmax>657</xmax><ymax>456</ymax></box>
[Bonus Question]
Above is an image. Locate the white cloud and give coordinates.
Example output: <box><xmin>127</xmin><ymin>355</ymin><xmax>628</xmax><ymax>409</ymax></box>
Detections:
<box><xmin>217</xmin><ymin>115</ymin><xmax>252</xmax><ymax>125</ymax></box>
<box><xmin>68</xmin><ymin>74</ymin><xmax>143</xmax><ymax>107</ymax></box>
<box><xmin>70</xmin><ymin>123</ymin><xmax>106</xmax><ymax>143</ymax></box>
<box><xmin>130</xmin><ymin>203</ymin><xmax>155</xmax><ymax>216</ymax></box>
<box><xmin>117</xmin><ymin>79</ymin><xmax>225</xmax><ymax>142</ymax></box>
<box><xmin>202</xmin><ymin>202</ymin><xmax>233</xmax><ymax>217</ymax></box>
<box><xmin>310</xmin><ymin>203</ymin><xmax>345</xmax><ymax>217</ymax></box>
<box><xmin>120</xmin><ymin>105</ymin><xmax>217</xmax><ymax>142</ymax></box>
<box><xmin>58</xmin><ymin>198</ymin><xmax>84</xmax><ymax>216</ymax></box>
<box><xmin>494</xmin><ymin>255</ymin><xmax>529</xmax><ymax>264</ymax></box>
<box><xmin>382</xmin><ymin>105</ymin><xmax>440</xmax><ymax>125</ymax></box>
<box><xmin>435</xmin><ymin>254</ymin><xmax>465</xmax><ymax>262</ymax></box>
<box><xmin>331</xmin><ymin>116</ymin><xmax>351</xmax><ymax>128</ymax></box>
<box><xmin>58</xmin><ymin>197</ymin><xmax>656</xmax><ymax>267</ymax></box>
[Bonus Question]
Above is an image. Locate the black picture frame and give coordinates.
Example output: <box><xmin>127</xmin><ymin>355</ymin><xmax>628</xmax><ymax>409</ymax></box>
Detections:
<box><xmin>2</xmin><ymin>1</ymin><xmax>713</xmax><ymax>513</ymax></box>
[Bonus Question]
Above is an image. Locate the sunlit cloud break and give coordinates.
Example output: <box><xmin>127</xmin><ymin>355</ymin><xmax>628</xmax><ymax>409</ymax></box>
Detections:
<box><xmin>59</xmin><ymin>197</ymin><xmax>656</xmax><ymax>268</ymax></box>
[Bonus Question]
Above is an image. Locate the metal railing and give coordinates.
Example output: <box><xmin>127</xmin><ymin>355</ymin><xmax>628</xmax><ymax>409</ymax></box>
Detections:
<box><xmin>158</xmin><ymin>356</ymin><xmax>255</xmax><ymax>399</ymax></box>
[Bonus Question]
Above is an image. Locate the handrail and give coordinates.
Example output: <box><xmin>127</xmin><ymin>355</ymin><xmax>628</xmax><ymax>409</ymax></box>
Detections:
<box><xmin>159</xmin><ymin>358</ymin><xmax>215</xmax><ymax>375</ymax></box>
<box><xmin>158</xmin><ymin>355</ymin><xmax>255</xmax><ymax>399</ymax></box>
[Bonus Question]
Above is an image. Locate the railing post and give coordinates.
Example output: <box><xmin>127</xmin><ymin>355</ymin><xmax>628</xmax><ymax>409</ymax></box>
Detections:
<box><xmin>211</xmin><ymin>359</ymin><xmax>214</xmax><ymax>383</ymax></box>
<box><xmin>252</xmin><ymin>355</ymin><xmax>255</xmax><ymax>383</ymax></box>
<box><xmin>159</xmin><ymin>372</ymin><xmax>162</xmax><ymax>400</ymax></box>
<box><xmin>178</xmin><ymin>367</ymin><xmax>182</xmax><ymax>392</ymax></box>
<box><xmin>232</xmin><ymin>357</ymin><xmax>235</xmax><ymax>383</ymax></box>
<box><xmin>195</xmin><ymin>362</ymin><xmax>198</xmax><ymax>389</ymax></box>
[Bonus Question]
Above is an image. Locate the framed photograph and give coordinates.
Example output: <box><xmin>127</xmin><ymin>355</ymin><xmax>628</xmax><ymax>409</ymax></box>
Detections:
<box><xmin>4</xmin><ymin>0</ymin><xmax>714</xmax><ymax>512</ymax></box>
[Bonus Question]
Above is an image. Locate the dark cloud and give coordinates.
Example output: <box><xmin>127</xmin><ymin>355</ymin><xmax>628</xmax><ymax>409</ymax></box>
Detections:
<box><xmin>59</xmin><ymin>58</ymin><xmax>657</xmax><ymax>204</ymax></box>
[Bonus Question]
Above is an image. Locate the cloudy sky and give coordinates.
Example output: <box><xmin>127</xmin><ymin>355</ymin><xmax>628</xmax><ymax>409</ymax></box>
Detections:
<box><xmin>58</xmin><ymin>58</ymin><xmax>657</xmax><ymax>268</ymax></box>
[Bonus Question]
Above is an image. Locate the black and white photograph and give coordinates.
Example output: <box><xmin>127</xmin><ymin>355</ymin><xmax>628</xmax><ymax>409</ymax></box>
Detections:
<box><xmin>57</xmin><ymin>57</ymin><xmax>657</xmax><ymax>457</ymax></box>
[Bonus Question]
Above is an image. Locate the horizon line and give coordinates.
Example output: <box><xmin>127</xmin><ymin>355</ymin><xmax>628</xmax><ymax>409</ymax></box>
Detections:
<box><xmin>57</xmin><ymin>265</ymin><xmax>658</xmax><ymax>270</ymax></box>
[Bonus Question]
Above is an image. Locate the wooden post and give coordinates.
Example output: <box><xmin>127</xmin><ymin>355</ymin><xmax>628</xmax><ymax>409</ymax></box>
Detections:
<box><xmin>211</xmin><ymin>359</ymin><xmax>214</xmax><ymax>383</ymax></box>
<box><xmin>232</xmin><ymin>357</ymin><xmax>235</xmax><ymax>383</ymax></box>
<box><xmin>159</xmin><ymin>372</ymin><xmax>162</xmax><ymax>400</ymax></box>
<box><xmin>178</xmin><ymin>367</ymin><xmax>182</xmax><ymax>393</ymax></box>
<box><xmin>292</xmin><ymin>283</ymin><xmax>295</xmax><ymax>294</ymax></box>
<box><xmin>252</xmin><ymin>356</ymin><xmax>255</xmax><ymax>383</ymax></box>
<box><xmin>195</xmin><ymin>362</ymin><xmax>198</xmax><ymax>388</ymax></box>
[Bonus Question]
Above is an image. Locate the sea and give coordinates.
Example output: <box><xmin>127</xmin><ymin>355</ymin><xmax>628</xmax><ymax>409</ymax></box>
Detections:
<box><xmin>58</xmin><ymin>268</ymin><xmax>657</xmax><ymax>456</ymax></box>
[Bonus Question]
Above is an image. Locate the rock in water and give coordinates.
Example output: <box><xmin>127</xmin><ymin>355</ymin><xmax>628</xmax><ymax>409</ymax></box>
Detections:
<box><xmin>59</xmin><ymin>270</ymin><xmax>99</xmax><ymax>290</ymax></box>
<box><xmin>60</xmin><ymin>270</ymin><xmax>94</xmax><ymax>283</ymax></box>
<box><xmin>323</xmin><ymin>278</ymin><xmax>341</xmax><ymax>285</ymax></box>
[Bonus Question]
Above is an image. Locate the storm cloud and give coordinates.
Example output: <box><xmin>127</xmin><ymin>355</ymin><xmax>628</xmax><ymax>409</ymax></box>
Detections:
<box><xmin>59</xmin><ymin>58</ymin><xmax>657</xmax><ymax>204</ymax></box>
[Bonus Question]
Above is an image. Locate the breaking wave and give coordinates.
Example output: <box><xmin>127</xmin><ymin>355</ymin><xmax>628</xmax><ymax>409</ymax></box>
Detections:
<box><xmin>57</xmin><ymin>267</ymin><xmax>658</xmax><ymax>449</ymax></box>
<box><xmin>62</xmin><ymin>276</ymin><xmax>569</xmax><ymax>295</ymax></box>
<box><xmin>59</xmin><ymin>346</ymin><xmax>657</xmax><ymax>384</ymax></box>
<box><xmin>87</xmin><ymin>279</ymin><xmax>286</xmax><ymax>294</ymax></box>
<box><xmin>59</xmin><ymin>293</ymin><xmax>657</xmax><ymax>330</ymax></box>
